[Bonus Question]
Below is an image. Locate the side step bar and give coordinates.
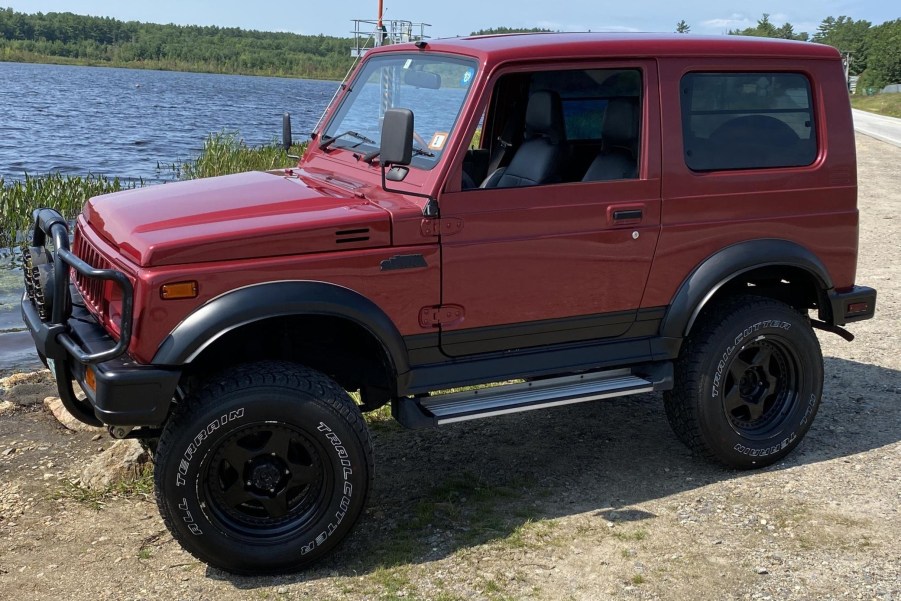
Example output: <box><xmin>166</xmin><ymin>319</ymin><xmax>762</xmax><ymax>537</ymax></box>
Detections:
<box><xmin>393</xmin><ymin>363</ymin><xmax>672</xmax><ymax>429</ymax></box>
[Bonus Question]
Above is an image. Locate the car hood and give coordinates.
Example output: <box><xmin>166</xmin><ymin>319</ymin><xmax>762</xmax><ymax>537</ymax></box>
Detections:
<box><xmin>83</xmin><ymin>171</ymin><xmax>391</xmax><ymax>267</ymax></box>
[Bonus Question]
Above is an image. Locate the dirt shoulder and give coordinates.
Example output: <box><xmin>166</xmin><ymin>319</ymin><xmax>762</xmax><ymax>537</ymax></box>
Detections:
<box><xmin>1</xmin><ymin>134</ymin><xmax>899</xmax><ymax>601</ymax></box>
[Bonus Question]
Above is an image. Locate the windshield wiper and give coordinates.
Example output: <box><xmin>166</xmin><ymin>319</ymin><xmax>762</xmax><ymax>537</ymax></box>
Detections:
<box><xmin>362</xmin><ymin>145</ymin><xmax>435</xmax><ymax>164</ymax></box>
<box><xmin>319</xmin><ymin>130</ymin><xmax>375</xmax><ymax>151</ymax></box>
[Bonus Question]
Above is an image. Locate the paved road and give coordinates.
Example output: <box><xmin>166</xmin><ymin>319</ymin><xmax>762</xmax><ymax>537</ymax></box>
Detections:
<box><xmin>852</xmin><ymin>108</ymin><xmax>901</xmax><ymax>148</ymax></box>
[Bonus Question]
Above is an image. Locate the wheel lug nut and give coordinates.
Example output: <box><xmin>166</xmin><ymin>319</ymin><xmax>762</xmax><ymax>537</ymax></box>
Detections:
<box><xmin>246</xmin><ymin>480</ymin><xmax>252</xmax><ymax>486</ymax></box>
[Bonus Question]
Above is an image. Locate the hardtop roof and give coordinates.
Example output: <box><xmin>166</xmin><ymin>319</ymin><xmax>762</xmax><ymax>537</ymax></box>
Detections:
<box><xmin>367</xmin><ymin>32</ymin><xmax>841</xmax><ymax>64</ymax></box>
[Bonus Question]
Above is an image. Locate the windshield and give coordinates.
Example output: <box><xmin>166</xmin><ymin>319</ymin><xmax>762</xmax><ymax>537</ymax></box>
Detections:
<box><xmin>323</xmin><ymin>53</ymin><xmax>478</xmax><ymax>169</ymax></box>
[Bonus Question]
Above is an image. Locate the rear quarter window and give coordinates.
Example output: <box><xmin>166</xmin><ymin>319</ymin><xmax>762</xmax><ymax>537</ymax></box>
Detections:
<box><xmin>681</xmin><ymin>72</ymin><xmax>817</xmax><ymax>171</ymax></box>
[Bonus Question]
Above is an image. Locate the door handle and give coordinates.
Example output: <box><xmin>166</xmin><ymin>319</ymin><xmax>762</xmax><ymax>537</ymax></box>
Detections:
<box><xmin>612</xmin><ymin>209</ymin><xmax>643</xmax><ymax>222</ymax></box>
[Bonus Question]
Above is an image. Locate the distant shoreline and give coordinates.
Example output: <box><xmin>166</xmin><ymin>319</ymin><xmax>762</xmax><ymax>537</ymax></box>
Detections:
<box><xmin>0</xmin><ymin>55</ymin><xmax>345</xmax><ymax>81</ymax></box>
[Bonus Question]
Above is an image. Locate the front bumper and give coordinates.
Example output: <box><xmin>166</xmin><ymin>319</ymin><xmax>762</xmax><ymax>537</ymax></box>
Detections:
<box><xmin>21</xmin><ymin>208</ymin><xmax>180</xmax><ymax>428</ymax></box>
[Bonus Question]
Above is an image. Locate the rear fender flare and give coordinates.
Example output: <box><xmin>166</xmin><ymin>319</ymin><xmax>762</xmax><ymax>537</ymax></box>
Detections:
<box><xmin>661</xmin><ymin>239</ymin><xmax>833</xmax><ymax>339</ymax></box>
<box><xmin>152</xmin><ymin>281</ymin><xmax>409</xmax><ymax>376</ymax></box>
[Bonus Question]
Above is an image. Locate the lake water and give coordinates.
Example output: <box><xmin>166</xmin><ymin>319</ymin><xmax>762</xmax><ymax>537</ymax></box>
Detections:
<box><xmin>0</xmin><ymin>62</ymin><xmax>340</xmax><ymax>374</ymax></box>
<box><xmin>0</xmin><ymin>62</ymin><xmax>340</xmax><ymax>182</ymax></box>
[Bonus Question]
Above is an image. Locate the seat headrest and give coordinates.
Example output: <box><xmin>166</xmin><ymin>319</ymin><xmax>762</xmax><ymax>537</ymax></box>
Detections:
<box><xmin>525</xmin><ymin>90</ymin><xmax>566</xmax><ymax>145</ymax></box>
<box><xmin>602</xmin><ymin>98</ymin><xmax>638</xmax><ymax>149</ymax></box>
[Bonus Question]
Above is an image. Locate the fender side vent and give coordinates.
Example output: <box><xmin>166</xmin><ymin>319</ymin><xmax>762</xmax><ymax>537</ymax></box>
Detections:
<box><xmin>335</xmin><ymin>228</ymin><xmax>370</xmax><ymax>244</ymax></box>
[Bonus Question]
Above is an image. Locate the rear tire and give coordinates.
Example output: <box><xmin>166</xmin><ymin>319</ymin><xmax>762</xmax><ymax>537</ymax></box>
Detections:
<box><xmin>153</xmin><ymin>361</ymin><xmax>373</xmax><ymax>574</ymax></box>
<box><xmin>664</xmin><ymin>295</ymin><xmax>823</xmax><ymax>469</ymax></box>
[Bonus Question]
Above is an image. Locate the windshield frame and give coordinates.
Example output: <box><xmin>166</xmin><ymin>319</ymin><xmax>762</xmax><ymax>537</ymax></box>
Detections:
<box><xmin>321</xmin><ymin>52</ymin><xmax>479</xmax><ymax>171</ymax></box>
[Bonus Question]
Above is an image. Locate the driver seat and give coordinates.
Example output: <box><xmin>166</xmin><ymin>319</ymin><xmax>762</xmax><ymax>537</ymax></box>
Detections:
<box><xmin>481</xmin><ymin>90</ymin><xmax>566</xmax><ymax>188</ymax></box>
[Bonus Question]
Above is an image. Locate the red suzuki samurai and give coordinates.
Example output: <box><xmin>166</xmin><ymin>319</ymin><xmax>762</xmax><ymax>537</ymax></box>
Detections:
<box><xmin>22</xmin><ymin>33</ymin><xmax>876</xmax><ymax>573</ymax></box>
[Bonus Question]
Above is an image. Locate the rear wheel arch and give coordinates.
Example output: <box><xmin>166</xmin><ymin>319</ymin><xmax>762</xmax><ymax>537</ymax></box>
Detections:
<box><xmin>661</xmin><ymin>239</ymin><xmax>834</xmax><ymax>339</ymax></box>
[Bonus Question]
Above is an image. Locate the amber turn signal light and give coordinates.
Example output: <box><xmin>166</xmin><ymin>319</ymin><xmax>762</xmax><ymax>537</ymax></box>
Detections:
<box><xmin>161</xmin><ymin>281</ymin><xmax>198</xmax><ymax>300</ymax></box>
<box><xmin>84</xmin><ymin>367</ymin><xmax>96</xmax><ymax>393</ymax></box>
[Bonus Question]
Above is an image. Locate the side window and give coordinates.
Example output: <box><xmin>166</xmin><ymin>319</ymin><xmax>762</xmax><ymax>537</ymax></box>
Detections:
<box><xmin>681</xmin><ymin>72</ymin><xmax>817</xmax><ymax>171</ymax></box>
<box><xmin>460</xmin><ymin>68</ymin><xmax>642</xmax><ymax>190</ymax></box>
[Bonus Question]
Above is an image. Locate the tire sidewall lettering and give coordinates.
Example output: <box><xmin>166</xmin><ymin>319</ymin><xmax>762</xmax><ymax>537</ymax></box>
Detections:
<box><xmin>300</xmin><ymin>421</ymin><xmax>355</xmax><ymax>556</ymax></box>
<box><xmin>176</xmin><ymin>408</ymin><xmax>245</xmax><ymax>488</ymax></box>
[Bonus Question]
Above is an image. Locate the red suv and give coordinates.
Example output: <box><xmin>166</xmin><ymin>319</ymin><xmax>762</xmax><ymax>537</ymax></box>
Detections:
<box><xmin>22</xmin><ymin>33</ymin><xmax>876</xmax><ymax>573</ymax></box>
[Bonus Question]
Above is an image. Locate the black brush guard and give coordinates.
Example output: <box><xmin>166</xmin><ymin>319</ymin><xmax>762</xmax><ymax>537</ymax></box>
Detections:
<box><xmin>21</xmin><ymin>208</ymin><xmax>179</xmax><ymax>428</ymax></box>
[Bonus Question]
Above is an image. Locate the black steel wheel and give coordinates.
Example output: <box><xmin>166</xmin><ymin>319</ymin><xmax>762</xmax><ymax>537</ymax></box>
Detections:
<box><xmin>154</xmin><ymin>361</ymin><xmax>373</xmax><ymax>574</ymax></box>
<box><xmin>664</xmin><ymin>295</ymin><xmax>823</xmax><ymax>469</ymax></box>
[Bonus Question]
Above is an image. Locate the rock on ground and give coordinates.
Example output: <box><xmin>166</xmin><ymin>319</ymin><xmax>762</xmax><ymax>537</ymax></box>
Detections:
<box><xmin>79</xmin><ymin>439</ymin><xmax>150</xmax><ymax>491</ymax></box>
<box><xmin>43</xmin><ymin>396</ymin><xmax>104</xmax><ymax>433</ymax></box>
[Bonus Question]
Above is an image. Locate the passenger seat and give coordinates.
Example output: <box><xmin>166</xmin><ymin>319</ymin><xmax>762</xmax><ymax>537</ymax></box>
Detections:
<box><xmin>582</xmin><ymin>98</ymin><xmax>638</xmax><ymax>181</ymax></box>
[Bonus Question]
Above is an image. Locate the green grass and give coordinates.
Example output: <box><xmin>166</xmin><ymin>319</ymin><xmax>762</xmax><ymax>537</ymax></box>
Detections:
<box><xmin>1</xmin><ymin>133</ymin><xmax>307</xmax><ymax>251</ymax></box>
<box><xmin>851</xmin><ymin>93</ymin><xmax>901</xmax><ymax>118</ymax></box>
<box><xmin>51</xmin><ymin>463</ymin><xmax>155</xmax><ymax>509</ymax></box>
<box><xmin>612</xmin><ymin>527</ymin><xmax>648</xmax><ymax>542</ymax></box>
<box><xmin>0</xmin><ymin>173</ymin><xmax>140</xmax><ymax>248</ymax></box>
<box><xmin>160</xmin><ymin>132</ymin><xmax>306</xmax><ymax>180</ymax></box>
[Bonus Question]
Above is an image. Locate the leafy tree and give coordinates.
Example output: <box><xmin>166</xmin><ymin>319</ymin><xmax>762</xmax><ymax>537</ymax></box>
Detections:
<box><xmin>675</xmin><ymin>20</ymin><xmax>690</xmax><ymax>34</ymax></box>
<box><xmin>470</xmin><ymin>27</ymin><xmax>554</xmax><ymax>36</ymax></box>
<box><xmin>0</xmin><ymin>7</ymin><xmax>357</xmax><ymax>79</ymax></box>
<box><xmin>862</xmin><ymin>19</ymin><xmax>901</xmax><ymax>90</ymax></box>
<box><xmin>729</xmin><ymin>13</ymin><xmax>808</xmax><ymax>41</ymax></box>
<box><xmin>812</xmin><ymin>16</ymin><xmax>872</xmax><ymax>75</ymax></box>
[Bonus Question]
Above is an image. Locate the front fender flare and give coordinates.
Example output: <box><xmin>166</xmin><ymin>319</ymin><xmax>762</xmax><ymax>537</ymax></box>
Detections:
<box><xmin>152</xmin><ymin>281</ymin><xmax>409</xmax><ymax>376</ymax></box>
<box><xmin>660</xmin><ymin>239</ymin><xmax>833</xmax><ymax>339</ymax></box>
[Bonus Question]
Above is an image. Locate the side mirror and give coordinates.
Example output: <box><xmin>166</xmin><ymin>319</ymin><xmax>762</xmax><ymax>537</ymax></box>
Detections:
<box><xmin>282</xmin><ymin>113</ymin><xmax>292</xmax><ymax>151</ymax></box>
<box><xmin>380</xmin><ymin>108</ymin><xmax>414</xmax><ymax>166</ymax></box>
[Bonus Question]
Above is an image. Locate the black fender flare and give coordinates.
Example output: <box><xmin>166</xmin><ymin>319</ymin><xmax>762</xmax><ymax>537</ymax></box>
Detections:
<box><xmin>660</xmin><ymin>239</ymin><xmax>834</xmax><ymax>339</ymax></box>
<box><xmin>152</xmin><ymin>281</ymin><xmax>409</xmax><ymax>376</ymax></box>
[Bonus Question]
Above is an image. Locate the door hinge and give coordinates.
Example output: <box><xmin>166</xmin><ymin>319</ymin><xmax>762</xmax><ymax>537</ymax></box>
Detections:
<box><xmin>419</xmin><ymin>304</ymin><xmax>465</xmax><ymax>328</ymax></box>
<box><xmin>421</xmin><ymin>217</ymin><xmax>464</xmax><ymax>237</ymax></box>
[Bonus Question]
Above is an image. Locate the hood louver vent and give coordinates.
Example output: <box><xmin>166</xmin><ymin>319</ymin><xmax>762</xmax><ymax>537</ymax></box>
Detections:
<box><xmin>335</xmin><ymin>228</ymin><xmax>370</xmax><ymax>244</ymax></box>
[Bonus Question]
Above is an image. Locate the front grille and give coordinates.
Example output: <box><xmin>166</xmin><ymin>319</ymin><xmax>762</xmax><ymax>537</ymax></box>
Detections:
<box><xmin>72</xmin><ymin>229</ymin><xmax>112</xmax><ymax>314</ymax></box>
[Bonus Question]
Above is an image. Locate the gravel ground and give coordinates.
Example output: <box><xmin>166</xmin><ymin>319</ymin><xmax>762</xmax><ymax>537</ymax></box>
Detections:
<box><xmin>1</xmin><ymin>134</ymin><xmax>899</xmax><ymax>601</ymax></box>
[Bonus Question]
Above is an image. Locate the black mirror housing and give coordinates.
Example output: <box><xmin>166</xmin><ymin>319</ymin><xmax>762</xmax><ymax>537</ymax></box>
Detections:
<box><xmin>282</xmin><ymin>113</ymin><xmax>292</xmax><ymax>151</ymax></box>
<box><xmin>380</xmin><ymin>108</ymin><xmax>414</xmax><ymax>166</ymax></box>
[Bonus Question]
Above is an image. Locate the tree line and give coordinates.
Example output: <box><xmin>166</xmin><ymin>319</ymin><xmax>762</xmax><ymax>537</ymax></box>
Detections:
<box><xmin>676</xmin><ymin>14</ymin><xmax>901</xmax><ymax>91</ymax></box>
<box><xmin>1</xmin><ymin>8</ymin><xmax>898</xmax><ymax>90</ymax></box>
<box><xmin>0</xmin><ymin>7</ymin><xmax>356</xmax><ymax>79</ymax></box>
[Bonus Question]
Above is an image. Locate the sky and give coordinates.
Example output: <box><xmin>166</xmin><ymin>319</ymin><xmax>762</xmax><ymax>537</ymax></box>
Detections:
<box><xmin>6</xmin><ymin>1</ymin><xmax>899</xmax><ymax>39</ymax></box>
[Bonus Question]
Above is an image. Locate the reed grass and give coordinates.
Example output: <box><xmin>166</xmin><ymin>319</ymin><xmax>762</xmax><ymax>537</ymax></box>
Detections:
<box><xmin>0</xmin><ymin>173</ymin><xmax>139</xmax><ymax>249</ymax></box>
<box><xmin>161</xmin><ymin>132</ymin><xmax>306</xmax><ymax>180</ymax></box>
<box><xmin>1</xmin><ymin>133</ymin><xmax>307</xmax><ymax>250</ymax></box>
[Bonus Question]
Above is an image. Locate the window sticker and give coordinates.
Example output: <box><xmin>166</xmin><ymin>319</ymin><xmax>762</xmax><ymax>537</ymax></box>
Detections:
<box><xmin>461</xmin><ymin>68</ymin><xmax>475</xmax><ymax>86</ymax></box>
<box><xmin>403</xmin><ymin>58</ymin><xmax>413</xmax><ymax>69</ymax></box>
<box><xmin>429</xmin><ymin>132</ymin><xmax>449</xmax><ymax>151</ymax></box>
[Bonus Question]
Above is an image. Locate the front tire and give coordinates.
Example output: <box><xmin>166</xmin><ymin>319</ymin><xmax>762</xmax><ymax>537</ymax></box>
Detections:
<box><xmin>154</xmin><ymin>361</ymin><xmax>373</xmax><ymax>574</ymax></box>
<box><xmin>664</xmin><ymin>295</ymin><xmax>823</xmax><ymax>469</ymax></box>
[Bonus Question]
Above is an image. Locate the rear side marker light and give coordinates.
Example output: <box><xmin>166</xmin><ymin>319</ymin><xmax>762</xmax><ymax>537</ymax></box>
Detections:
<box><xmin>161</xmin><ymin>281</ymin><xmax>198</xmax><ymax>300</ymax></box>
<box><xmin>846</xmin><ymin>302</ymin><xmax>869</xmax><ymax>315</ymax></box>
